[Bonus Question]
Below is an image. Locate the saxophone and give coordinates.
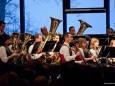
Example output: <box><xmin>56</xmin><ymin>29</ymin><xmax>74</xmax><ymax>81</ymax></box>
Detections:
<box><xmin>76</xmin><ymin>20</ymin><xmax>92</xmax><ymax>36</ymax></box>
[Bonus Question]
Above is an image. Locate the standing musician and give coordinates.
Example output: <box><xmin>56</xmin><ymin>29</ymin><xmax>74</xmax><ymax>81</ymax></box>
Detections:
<box><xmin>59</xmin><ymin>33</ymin><xmax>81</xmax><ymax>63</ymax></box>
<box><xmin>78</xmin><ymin>38</ymin><xmax>96</xmax><ymax>64</ymax></box>
<box><xmin>28</xmin><ymin>34</ymin><xmax>46</xmax><ymax>60</ymax></box>
<box><xmin>0</xmin><ymin>21</ymin><xmax>7</xmax><ymax>35</ymax></box>
<box><xmin>89</xmin><ymin>37</ymin><xmax>101</xmax><ymax>63</ymax></box>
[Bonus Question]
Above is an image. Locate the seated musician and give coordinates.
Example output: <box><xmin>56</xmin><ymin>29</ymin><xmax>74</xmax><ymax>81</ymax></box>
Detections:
<box><xmin>89</xmin><ymin>37</ymin><xmax>101</xmax><ymax>63</ymax></box>
<box><xmin>59</xmin><ymin>33</ymin><xmax>81</xmax><ymax>63</ymax></box>
<box><xmin>110</xmin><ymin>39</ymin><xmax>115</xmax><ymax>47</ymax></box>
<box><xmin>48</xmin><ymin>34</ymin><xmax>61</xmax><ymax>64</ymax></box>
<box><xmin>107</xmin><ymin>28</ymin><xmax>114</xmax><ymax>36</ymax></box>
<box><xmin>70</xmin><ymin>40</ymin><xmax>83</xmax><ymax>62</ymax></box>
<box><xmin>0</xmin><ymin>34</ymin><xmax>18</xmax><ymax>63</ymax></box>
<box><xmin>28</xmin><ymin>34</ymin><xmax>46</xmax><ymax>60</ymax></box>
<box><xmin>78</xmin><ymin>38</ymin><xmax>96</xmax><ymax>64</ymax></box>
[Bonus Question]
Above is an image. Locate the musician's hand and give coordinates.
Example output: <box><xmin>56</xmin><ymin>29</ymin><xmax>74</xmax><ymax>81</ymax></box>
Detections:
<box><xmin>11</xmin><ymin>52</ymin><xmax>18</xmax><ymax>57</ymax></box>
<box><xmin>42</xmin><ymin>52</ymin><xmax>46</xmax><ymax>56</ymax></box>
<box><xmin>91</xmin><ymin>56</ymin><xmax>96</xmax><ymax>60</ymax></box>
<box><xmin>20</xmin><ymin>51</ymin><xmax>27</xmax><ymax>56</ymax></box>
<box><xmin>76</xmin><ymin>51</ymin><xmax>81</xmax><ymax>57</ymax></box>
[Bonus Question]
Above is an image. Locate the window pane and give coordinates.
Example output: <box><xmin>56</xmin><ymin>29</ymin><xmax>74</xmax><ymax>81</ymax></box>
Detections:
<box><xmin>110</xmin><ymin>0</ymin><xmax>115</xmax><ymax>30</ymax></box>
<box><xmin>70</xmin><ymin>0</ymin><xmax>104</xmax><ymax>8</ymax></box>
<box><xmin>5</xmin><ymin>0</ymin><xmax>20</xmax><ymax>35</ymax></box>
<box><xmin>67</xmin><ymin>13</ymin><xmax>106</xmax><ymax>34</ymax></box>
<box><xmin>25</xmin><ymin>0</ymin><xmax>63</xmax><ymax>35</ymax></box>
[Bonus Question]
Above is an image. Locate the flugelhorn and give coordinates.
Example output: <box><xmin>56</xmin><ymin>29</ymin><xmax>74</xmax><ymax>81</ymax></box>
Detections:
<box><xmin>76</xmin><ymin>20</ymin><xmax>92</xmax><ymax>36</ymax></box>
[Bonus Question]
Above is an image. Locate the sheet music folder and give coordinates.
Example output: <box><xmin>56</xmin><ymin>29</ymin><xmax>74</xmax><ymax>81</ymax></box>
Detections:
<box><xmin>42</xmin><ymin>41</ymin><xmax>56</xmax><ymax>52</ymax></box>
<box><xmin>99</xmin><ymin>46</ymin><xmax>115</xmax><ymax>58</ymax></box>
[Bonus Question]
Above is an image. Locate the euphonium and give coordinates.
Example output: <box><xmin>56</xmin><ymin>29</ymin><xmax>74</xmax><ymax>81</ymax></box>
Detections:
<box><xmin>76</xmin><ymin>20</ymin><xmax>92</xmax><ymax>36</ymax></box>
<box><xmin>40</xmin><ymin>17</ymin><xmax>62</xmax><ymax>52</ymax></box>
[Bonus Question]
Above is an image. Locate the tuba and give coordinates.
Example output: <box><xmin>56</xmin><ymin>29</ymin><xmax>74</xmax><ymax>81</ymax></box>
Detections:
<box><xmin>40</xmin><ymin>17</ymin><xmax>62</xmax><ymax>52</ymax></box>
<box><xmin>76</xmin><ymin>20</ymin><xmax>92</xmax><ymax>36</ymax></box>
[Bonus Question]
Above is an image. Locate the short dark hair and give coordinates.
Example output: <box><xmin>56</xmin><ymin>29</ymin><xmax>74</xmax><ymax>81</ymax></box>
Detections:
<box><xmin>0</xmin><ymin>34</ymin><xmax>10</xmax><ymax>46</ymax></box>
<box><xmin>63</xmin><ymin>33</ymin><xmax>70</xmax><ymax>39</ymax></box>
<box><xmin>69</xmin><ymin>26</ymin><xmax>75</xmax><ymax>31</ymax></box>
<box><xmin>0</xmin><ymin>21</ymin><xmax>6</xmax><ymax>26</ymax></box>
<box><xmin>107</xmin><ymin>28</ymin><xmax>113</xmax><ymax>31</ymax></box>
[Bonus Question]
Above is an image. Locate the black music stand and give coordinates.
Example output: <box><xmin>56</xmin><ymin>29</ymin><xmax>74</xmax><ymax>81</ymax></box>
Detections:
<box><xmin>99</xmin><ymin>46</ymin><xmax>115</xmax><ymax>67</ymax></box>
<box><xmin>31</xmin><ymin>42</ymin><xmax>41</xmax><ymax>54</ymax></box>
<box><xmin>42</xmin><ymin>41</ymin><xmax>56</xmax><ymax>52</ymax></box>
<box><xmin>53</xmin><ymin>41</ymin><xmax>63</xmax><ymax>52</ymax></box>
<box><xmin>99</xmin><ymin>36</ymin><xmax>115</xmax><ymax>46</ymax></box>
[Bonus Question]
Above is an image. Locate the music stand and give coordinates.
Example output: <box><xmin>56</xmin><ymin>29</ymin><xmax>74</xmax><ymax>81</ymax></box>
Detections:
<box><xmin>42</xmin><ymin>41</ymin><xmax>56</xmax><ymax>52</ymax></box>
<box><xmin>107</xmin><ymin>47</ymin><xmax>115</xmax><ymax>58</ymax></box>
<box><xmin>31</xmin><ymin>42</ymin><xmax>41</xmax><ymax>54</ymax></box>
<box><xmin>99</xmin><ymin>36</ymin><xmax>115</xmax><ymax>46</ymax></box>
<box><xmin>99</xmin><ymin>46</ymin><xmax>115</xmax><ymax>67</ymax></box>
<box><xmin>53</xmin><ymin>41</ymin><xmax>63</xmax><ymax>52</ymax></box>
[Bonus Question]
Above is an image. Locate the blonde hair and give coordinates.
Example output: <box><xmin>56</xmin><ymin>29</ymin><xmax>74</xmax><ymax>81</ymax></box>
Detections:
<box><xmin>90</xmin><ymin>37</ymin><xmax>99</xmax><ymax>49</ymax></box>
<box><xmin>110</xmin><ymin>39</ymin><xmax>115</xmax><ymax>47</ymax></box>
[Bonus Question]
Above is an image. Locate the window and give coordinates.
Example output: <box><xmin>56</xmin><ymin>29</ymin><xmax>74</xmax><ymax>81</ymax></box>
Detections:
<box><xmin>5</xmin><ymin>0</ymin><xmax>20</xmax><ymax>35</ymax></box>
<box><xmin>70</xmin><ymin>0</ymin><xmax>104</xmax><ymax>8</ymax></box>
<box><xmin>110</xmin><ymin>0</ymin><xmax>115</xmax><ymax>29</ymax></box>
<box><xmin>67</xmin><ymin>13</ymin><xmax>106</xmax><ymax>34</ymax></box>
<box><xmin>25</xmin><ymin>0</ymin><xmax>63</xmax><ymax>35</ymax></box>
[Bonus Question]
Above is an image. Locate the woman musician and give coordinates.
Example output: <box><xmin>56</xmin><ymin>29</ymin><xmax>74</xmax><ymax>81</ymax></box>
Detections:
<box><xmin>77</xmin><ymin>38</ymin><xmax>96</xmax><ymax>65</ymax></box>
<box><xmin>89</xmin><ymin>37</ymin><xmax>101</xmax><ymax>63</ymax></box>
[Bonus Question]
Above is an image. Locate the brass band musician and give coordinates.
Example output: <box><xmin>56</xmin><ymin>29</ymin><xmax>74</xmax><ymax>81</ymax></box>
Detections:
<box><xmin>59</xmin><ymin>33</ymin><xmax>81</xmax><ymax>62</ymax></box>
<box><xmin>28</xmin><ymin>34</ymin><xmax>46</xmax><ymax>60</ymax></box>
<box><xmin>89</xmin><ymin>37</ymin><xmax>101</xmax><ymax>63</ymax></box>
<box><xmin>78</xmin><ymin>38</ymin><xmax>96</xmax><ymax>64</ymax></box>
<box><xmin>0</xmin><ymin>34</ymin><xmax>18</xmax><ymax>63</ymax></box>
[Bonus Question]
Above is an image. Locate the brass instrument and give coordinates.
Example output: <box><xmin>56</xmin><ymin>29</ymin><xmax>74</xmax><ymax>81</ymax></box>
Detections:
<box><xmin>76</xmin><ymin>20</ymin><xmax>92</xmax><ymax>36</ymax></box>
<box><xmin>40</xmin><ymin>17</ymin><xmax>62</xmax><ymax>52</ymax></box>
<box><xmin>21</xmin><ymin>33</ymin><xmax>31</xmax><ymax>51</ymax></box>
<box><xmin>20</xmin><ymin>33</ymin><xmax>31</xmax><ymax>63</ymax></box>
<box><xmin>11</xmin><ymin>33</ymin><xmax>21</xmax><ymax>64</ymax></box>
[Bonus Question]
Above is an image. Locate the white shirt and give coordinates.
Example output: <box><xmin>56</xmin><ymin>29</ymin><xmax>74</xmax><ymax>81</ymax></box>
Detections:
<box><xmin>0</xmin><ymin>46</ymin><xmax>9</xmax><ymax>63</ymax></box>
<box><xmin>59</xmin><ymin>42</ymin><xmax>76</xmax><ymax>62</ymax></box>
<box><xmin>90</xmin><ymin>48</ymin><xmax>100</xmax><ymax>58</ymax></box>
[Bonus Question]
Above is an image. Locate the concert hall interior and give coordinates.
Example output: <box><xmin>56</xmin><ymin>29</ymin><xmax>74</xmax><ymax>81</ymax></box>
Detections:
<box><xmin>0</xmin><ymin>0</ymin><xmax>115</xmax><ymax>86</ymax></box>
